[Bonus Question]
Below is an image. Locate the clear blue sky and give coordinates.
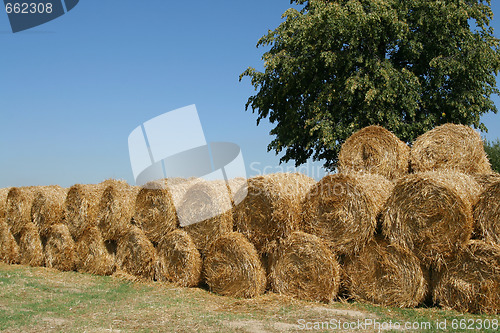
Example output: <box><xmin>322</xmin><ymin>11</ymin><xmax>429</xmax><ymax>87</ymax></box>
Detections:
<box><xmin>1</xmin><ymin>1</ymin><xmax>499</xmax><ymax>188</ymax></box>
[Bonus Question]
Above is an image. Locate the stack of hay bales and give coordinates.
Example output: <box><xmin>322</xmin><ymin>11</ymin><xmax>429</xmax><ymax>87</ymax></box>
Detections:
<box><xmin>44</xmin><ymin>223</ymin><xmax>78</xmax><ymax>271</ymax></box>
<box><xmin>0</xmin><ymin>218</ymin><xmax>20</xmax><ymax>264</ymax></box>
<box><xmin>0</xmin><ymin>188</ymin><xmax>10</xmax><ymax>218</ymax></box>
<box><xmin>473</xmin><ymin>179</ymin><xmax>500</xmax><ymax>245</ymax></box>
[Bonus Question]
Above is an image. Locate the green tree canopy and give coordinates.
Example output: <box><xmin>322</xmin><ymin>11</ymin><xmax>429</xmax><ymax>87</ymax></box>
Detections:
<box><xmin>241</xmin><ymin>0</ymin><xmax>500</xmax><ymax>170</ymax></box>
<box><xmin>485</xmin><ymin>139</ymin><xmax>500</xmax><ymax>172</ymax></box>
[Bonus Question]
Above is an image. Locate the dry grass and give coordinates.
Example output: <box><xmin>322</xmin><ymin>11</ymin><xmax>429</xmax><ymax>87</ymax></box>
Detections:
<box><xmin>204</xmin><ymin>232</ymin><xmax>266</xmax><ymax>298</ymax></box>
<box><xmin>410</xmin><ymin>123</ymin><xmax>491</xmax><ymax>174</ymax></box>
<box><xmin>344</xmin><ymin>238</ymin><xmax>428</xmax><ymax>308</ymax></box>
<box><xmin>269</xmin><ymin>231</ymin><xmax>341</xmax><ymax>303</ymax></box>
<box><xmin>433</xmin><ymin>240</ymin><xmax>500</xmax><ymax>314</ymax></box>
<box><xmin>338</xmin><ymin>125</ymin><xmax>410</xmax><ymax>180</ymax></box>
<box><xmin>302</xmin><ymin>172</ymin><xmax>394</xmax><ymax>258</ymax></box>
<box><xmin>156</xmin><ymin>229</ymin><xmax>202</xmax><ymax>287</ymax></box>
<box><xmin>381</xmin><ymin>171</ymin><xmax>481</xmax><ymax>270</ymax></box>
<box><xmin>234</xmin><ymin>173</ymin><xmax>316</xmax><ymax>254</ymax></box>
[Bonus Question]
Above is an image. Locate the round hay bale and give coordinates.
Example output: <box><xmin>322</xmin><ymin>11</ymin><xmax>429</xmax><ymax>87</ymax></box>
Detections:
<box><xmin>203</xmin><ymin>232</ymin><xmax>266</xmax><ymax>298</ymax></box>
<box><xmin>76</xmin><ymin>226</ymin><xmax>115</xmax><ymax>276</ymax></box>
<box><xmin>472</xmin><ymin>172</ymin><xmax>500</xmax><ymax>190</ymax></box>
<box><xmin>157</xmin><ymin>229</ymin><xmax>202</xmax><ymax>287</ymax></box>
<box><xmin>97</xmin><ymin>180</ymin><xmax>139</xmax><ymax>241</ymax></box>
<box><xmin>473</xmin><ymin>180</ymin><xmax>500</xmax><ymax>245</ymax></box>
<box><xmin>179</xmin><ymin>180</ymin><xmax>233</xmax><ymax>256</ymax></box>
<box><xmin>344</xmin><ymin>238</ymin><xmax>428</xmax><ymax>308</ymax></box>
<box><xmin>381</xmin><ymin>171</ymin><xmax>481</xmax><ymax>269</ymax></box>
<box><xmin>338</xmin><ymin>125</ymin><xmax>410</xmax><ymax>180</ymax></box>
<box><xmin>65</xmin><ymin>183</ymin><xmax>108</xmax><ymax>241</ymax></box>
<box><xmin>303</xmin><ymin>172</ymin><xmax>394</xmax><ymax>257</ymax></box>
<box><xmin>6</xmin><ymin>186</ymin><xmax>38</xmax><ymax>236</ymax></box>
<box><xmin>116</xmin><ymin>226</ymin><xmax>158</xmax><ymax>280</ymax></box>
<box><xmin>234</xmin><ymin>173</ymin><xmax>316</xmax><ymax>254</ymax></box>
<box><xmin>410</xmin><ymin>123</ymin><xmax>491</xmax><ymax>174</ymax></box>
<box><xmin>433</xmin><ymin>240</ymin><xmax>500</xmax><ymax>314</ymax></box>
<box><xmin>44</xmin><ymin>223</ymin><xmax>78</xmax><ymax>271</ymax></box>
<box><xmin>18</xmin><ymin>222</ymin><xmax>44</xmax><ymax>267</ymax></box>
<box><xmin>0</xmin><ymin>188</ymin><xmax>10</xmax><ymax>219</ymax></box>
<box><xmin>0</xmin><ymin>218</ymin><xmax>20</xmax><ymax>264</ymax></box>
<box><xmin>134</xmin><ymin>179</ymin><xmax>196</xmax><ymax>244</ymax></box>
<box><xmin>269</xmin><ymin>231</ymin><xmax>341</xmax><ymax>303</ymax></box>
<box><xmin>31</xmin><ymin>186</ymin><xmax>67</xmax><ymax>238</ymax></box>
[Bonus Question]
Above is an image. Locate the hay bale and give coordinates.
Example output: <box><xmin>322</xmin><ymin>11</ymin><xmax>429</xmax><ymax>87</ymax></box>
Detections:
<box><xmin>31</xmin><ymin>186</ymin><xmax>67</xmax><ymax>238</ymax></box>
<box><xmin>473</xmin><ymin>180</ymin><xmax>500</xmax><ymax>245</ymax></box>
<box><xmin>344</xmin><ymin>238</ymin><xmax>428</xmax><ymax>308</ymax></box>
<box><xmin>203</xmin><ymin>232</ymin><xmax>266</xmax><ymax>298</ymax></box>
<box><xmin>338</xmin><ymin>125</ymin><xmax>410</xmax><ymax>180</ymax></box>
<box><xmin>410</xmin><ymin>123</ymin><xmax>491</xmax><ymax>174</ymax></box>
<box><xmin>76</xmin><ymin>226</ymin><xmax>115</xmax><ymax>276</ymax></box>
<box><xmin>179</xmin><ymin>180</ymin><xmax>233</xmax><ymax>256</ymax></box>
<box><xmin>97</xmin><ymin>180</ymin><xmax>139</xmax><ymax>241</ymax></box>
<box><xmin>381</xmin><ymin>171</ymin><xmax>481</xmax><ymax>269</ymax></box>
<box><xmin>65</xmin><ymin>183</ymin><xmax>108</xmax><ymax>241</ymax></box>
<box><xmin>0</xmin><ymin>218</ymin><xmax>20</xmax><ymax>264</ymax></box>
<box><xmin>6</xmin><ymin>186</ymin><xmax>38</xmax><ymax>236</ymax></box>
<box><xmin>433</xmin><ymin>240</ymin><xmax>500</xmax><ymax>314</ymax></box>
<box><xmin>303</xmin><ymin>172</ymin><xmax>394</xmax><ymax>257</ymax></box>
<box><xmin>0</xmin><ymin>188</ymin><xmax>10</xmax><ymax>218</ymax></box>
<box><xmin>157</xmin><ymin>229</ymin><xmax>202</xmax><ymax>287</ymax></box>
<box><xmin>44</xmin><ymin>223</ymin><xmax>78</xmax><ymax>271</ymax></box>
<box><xmin>472</xmin><ymin>172</ymin><xmax>500</xmax><ymax>190</ymax></box>
<box><xmin>134</xmin><ymin>179</ymin><xmax>196</xmax><ymax>244</ymax></box>
<box><xmin>116</xmin><ymin>226</ymin><xmax>158</xmax><ymax>280</ymax></box>
<box><xmin>234</xmin><ymin>173</ymin><xmax>316</xmax><ymax>254</ymax></box>
<box><xmin>18</xmin><ymin>222</ymin><xmax>44</xmax><ymax>267</ymax></box>
<box><xmin>269</xmin><ymin>231</ymin><xmax>341</xmax><ymax>302</ymax></box>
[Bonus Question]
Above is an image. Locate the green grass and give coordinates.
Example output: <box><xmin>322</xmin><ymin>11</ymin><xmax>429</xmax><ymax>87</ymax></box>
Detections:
<box><xmin>0</xmin><ymin>263</ymin><xmax>498</xmax><ymax>332</ymax></box>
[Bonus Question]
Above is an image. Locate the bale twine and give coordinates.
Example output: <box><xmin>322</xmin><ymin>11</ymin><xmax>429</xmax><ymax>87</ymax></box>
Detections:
<box><xmin>473</xmin><ymin>180</ymin><xmax>500</xmax><ymax>245</ymax></box>
<box><xmin>31</xmin><ymin>186</ymin><xmax>67</xmax><ymax>238</ymax></box>
<box><xmin>410</xmin><ymin>123</ymin><xmax>491</xmax><ymax>174</ymax></box>
<box><xmin>116</xmin><ymin>226</ymin><xmax>158</xmax><ymax>280</ymax></box>
<box><xmin>0</xmin><ymin>188</ymin><xmax>10</xmax><ymax>218</ymax></box>
<box><xmin>157</xmin><ymin>229</ymin><xmax>202</xmax><ymax>287</ymax></box>
<box><xmin>433</xmin><ymin>240</ymin><xmax>500</xmax><ymax>314</ymax></box>
<box><xmin>338</xmin><ymin>125</ymin><xmax>410</xmax><ymax>180</ymax></box>
<box><xmin>44</xmin><ymin>223</ymin><xmax>78</xmax><ymax>271</ymax></box>
<box><xmin>6</xmin><ymin>186</ymin><xmax>38</xmax><ymax>236</ymax></box>
<box><xmin>269</xmin><ymin>231</ymin><xmax>341</xmax><ymax>303</ymax></box>
<box><xmin>203</xmin><ymin>232</ymin><xmax>266</xmax><ymax>298</ymax></box>
<box><xmin>381</xmin><ymin>171</ymin><xmax>481</xmax><ymax>269</ymax></box>
<box><xmin>76</xmin><ymin>226</ymin><xmax>115</xmax><ymax>276</ymax></box>
<box><xmin>18</xmin><ymin>222</ymin><xmax>44</xmax><ymax>267</ymax></box>
<box><xmin>303</xmin><ymin>173</ymin><xmax>394</xmax><ymax>258</ymax></box>
<box><xmin>134</xmin><ymin>179</ymin><xmax>196</xmax><ymax>244</ymax></box>
<box><xmin>65</xmin><ymin>183</ymin><xmax>107</xmax><ymax>241</ymax></box>
<box><xmin>0</xmin><ymin>218</ymin><xmax>20</xmax><ymax>264</ymax></box>
<box><xmin>472</xmin><ymin>172</ymin><xmax>500</xmax><ymax>190</ymax></box>
<box><xmin>344</xmin><ymin>238</ymin><xmax>428</xmax><ymax>308</ymax></box>
<box><xmin>234</xmin><ymin>173</ymin><xmax>316</xmax><ymax>254</ymax></box>
<box><xmin>179</xmin><ymin>180</ymin><xmax>233</xmax><ymax>256</ymax></box>
<box><xmin>97</xmin><ymin>180</ymin><xmax>139</xmax><ymax>241</ymax></box>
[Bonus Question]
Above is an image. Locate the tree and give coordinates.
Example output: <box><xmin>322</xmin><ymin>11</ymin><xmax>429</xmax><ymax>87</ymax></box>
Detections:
<box><xmin>240</xmin><ymin>0</ymin><xmax>500</xmax><ymax>170</ymax></box>
<box><xmin>485</xmin><ymin>139</ymin><xmax>500</xmax><ymax>173</ymax></box>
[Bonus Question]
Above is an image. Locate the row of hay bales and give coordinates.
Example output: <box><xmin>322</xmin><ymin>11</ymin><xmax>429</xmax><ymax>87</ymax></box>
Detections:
<box><xmin>0</xmin><ymin>123</ymin><xmax>499</xmax><ymax>314</ymax></box>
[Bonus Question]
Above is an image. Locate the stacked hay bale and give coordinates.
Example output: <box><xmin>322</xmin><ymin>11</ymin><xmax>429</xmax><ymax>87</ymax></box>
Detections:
<box><xmin>338</xmin><ymin>125</ymin><xmax>410</xmax><ymax>180</ymax></box>
<box><xmin>17</xmin><ymin>222</ymin><xmax>44</xmax><ymax>267</ymax></box>
<box><xmin>156</xmin><ymin>229</ymin><xmax>202</xmax><ymax>287</ymax></box>
<box><xmin>5</xmin><ymin>186</ymin><xmax>38</xmax><ymax>236</ymax></box>
<box><xmin>269</xmin><ymin>231</ymin><xmax>341</xmax><ymax>303</ymax></box>
<box><xmin>472</xmin><ymin>172</ymin><xmax>500</xmax><ymax>190</ymax></box>
<box><xmin>473</xmin><ymin>179</ymin><xmax>500</xmax><ymax>245</ymax></box>
<box><xmin>44</xmin><ymin>223</ymin><xmax>78</xmax><ymax>271</ymax></box>
<box><xmin>302</xmin><ymin>172</ymin><xmax>394</xmax><ymax>259</ymax></box>
<box><xmin>410</xmin><ymin>123</ymin><xmax>491</xmax><ymax>174</ymax></box>
<box><xmin>234</xmin><ymin>173</ymin><xmax>316</xmax><ymax>255</ymax></box>
<box><xmin>343</xmin><ymin>238</ymin><xmax>428</xmax><ymax>308</ymax></box>
<box><xmin>0</xmin><ymin>218</ymin><xmax>20</xmax><ymax>264</ymax></box>
<box><xmin>31</xmin><ymin>186</ymin><xmax>67</xmax><ymax>239</ymax></box>
<box><xmin>203</xmin><ymin>232</ymin><xmax>266</xmax><ymax>298</ymax></box>
<box><xmin>0</xmin><ymin>188</ymin><xmax>10</xmax><ymax>218</ymax></box>
<box><xmin>433</xmin><ymin>240</ymin><xmax>500</xmax><ymax>314</ymax></box>
<box><xmin>76</xmin><ymin>226</ymin><xmax>115</xmax><ymax>276</ymax></box>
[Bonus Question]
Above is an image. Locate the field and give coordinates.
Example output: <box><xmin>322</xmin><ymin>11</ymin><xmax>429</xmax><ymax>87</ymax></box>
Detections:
<box><xmin>0</xmin><ymin>263</ymin><xmax>498</xmax><ymax>333</ymax></box>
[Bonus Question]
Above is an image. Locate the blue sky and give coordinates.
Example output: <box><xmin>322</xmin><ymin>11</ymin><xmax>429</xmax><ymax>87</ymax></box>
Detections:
<box><xmin>1</xmin><ymin>1</ymin><xmax>499</xmax><ymax>188</ymax></box>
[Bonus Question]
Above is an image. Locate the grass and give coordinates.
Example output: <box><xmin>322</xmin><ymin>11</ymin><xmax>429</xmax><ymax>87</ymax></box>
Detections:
<box><xmin>0</xmin><ymin>263</ymin><xmax>498</xmax><ymax>332</ymax></box>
